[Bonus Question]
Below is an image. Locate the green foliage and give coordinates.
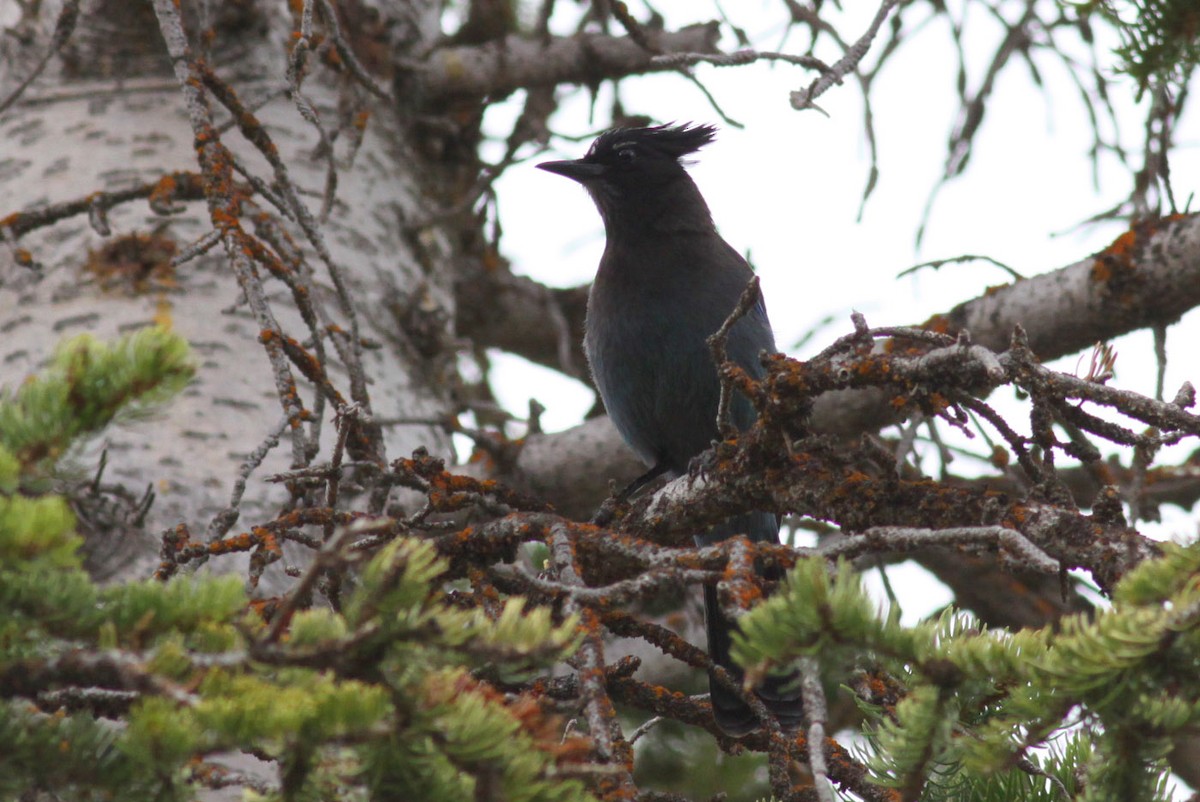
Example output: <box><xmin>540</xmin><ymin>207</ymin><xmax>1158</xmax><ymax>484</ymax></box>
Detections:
<box><xmin>191</xmin><ymin>671</ymin><xmax>392</xmax><ymax>744</ymax></box>
<box><xmin>2</xmin><ymin>528</ymin><xmax>592</xmax><ymax>801</ymax></box>
<box><xmin>0</xmin><ymin>493</ymin><xmax>78</xmax><ymax>568</ymax></box>
<box><xmin>1087</xmin><ymin>0</ymin><xmax>1200</xmax><ymax>93</ymax></box>
<box><xmin>877</xmin><ymin>732</ymin><xmax>1089</xmax><ymax>801</ymax></box>
<box><xmin>734</xmin><ymin>558</ymin><xmax>908</xmax><ymax>669</ymax></box>
<box><xmin>342</xmin><ymin>540</ymin><xmax>592</xmax><ymax>801</ymax></box>
<box><xmin>100</xmin><ymin>574</ymin><xmax>247</xmax><ymax>643</ymax></box>
<box><xmin>0</xmin><ymin>698</ymin><xmax>171</xmax><ymax>801</ymax></box>
<box><xmin>632</xmin><ymin>716</ymin><xmax>767</xmax><ymax>802</ymax></box>
<box><xmin>4</xmin><ymin>541</ymin><xmax>591</xmax><ymax>801</ymax></box>
<box><xmin>0</xmin><ymin>329</ymin><xmax>595</xmax><ymax>800</ymax></box>
<box><xmin>365</xmin><ymin>664</ymin><xmax>587</xmax><ymax>802</ymax></box>
<box><xmin>346</xmin><ymin>537</ymin><xmax>582</xmax><ymax>681</ymax></box>
<box><xmin>734</xmin><ymin>551</ymin><xmax>1200</xmax><ymax>798</ymax></box>
<box><xmin>0</xmin><ymin>328</ymin><xmax>200</xmax><ymax>799</ymax></box>
<box><xmin>0</xmin><ymin>327</ymin><xmax>194</xmax><ymax>483</ymax></box>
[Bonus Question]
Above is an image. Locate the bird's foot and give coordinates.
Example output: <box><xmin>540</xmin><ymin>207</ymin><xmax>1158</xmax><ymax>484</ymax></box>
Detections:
<box><xmin>687</xmin><ymin>447</ymin><xmax>720</xmax><ymax>482</ymax></box>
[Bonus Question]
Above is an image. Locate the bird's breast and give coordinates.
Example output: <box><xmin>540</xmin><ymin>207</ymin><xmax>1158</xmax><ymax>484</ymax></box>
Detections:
<box><xmin>585</xmin><ymin>268</ymin><xmax>729</xmax><ymax>471</ymax></box>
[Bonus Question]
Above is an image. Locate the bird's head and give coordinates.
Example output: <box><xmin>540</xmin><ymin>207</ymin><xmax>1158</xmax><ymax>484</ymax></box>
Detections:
<box><xmin>537</xmin><ymin>123</ymin><xmax>717</xmax><ymax>234</ymax></box>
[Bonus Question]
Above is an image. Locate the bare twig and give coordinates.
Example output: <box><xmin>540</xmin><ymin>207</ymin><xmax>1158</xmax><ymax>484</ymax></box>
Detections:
<box><xmin>0</xmin><ymin>0</ymin><xmax>81</xmax><ymax>116</ymax></box>
<box><xmin>799</xmin><ymin>657</ymin><xmax>837</xmax><ymax>802</ymax></box>
<box><xmin>790</xmin><ymin>0</ymin><xmax>900</xmax><ymax>112</ymax></box>
<box><xmin>707</xmin><ymin>276</ymin><xmax>763</xmax><ymax>440</ymax></box>
<box><xmin>548</xmin><ymin>524</ymin><xmax>637</xmax><ymax>794</ymax></box>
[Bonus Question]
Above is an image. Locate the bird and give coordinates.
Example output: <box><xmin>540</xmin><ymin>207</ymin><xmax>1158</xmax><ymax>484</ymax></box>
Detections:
<box><xmin>537</xmin><ymin>123</ymin><xmax>803</xmax><ymax>736</ymax></box>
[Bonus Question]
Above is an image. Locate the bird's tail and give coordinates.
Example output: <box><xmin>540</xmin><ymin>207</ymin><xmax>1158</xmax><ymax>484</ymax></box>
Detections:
<box><xmin>699</xmin><ymin>512</ymin><xmax>805</xmax><ymax>736</ymax></box>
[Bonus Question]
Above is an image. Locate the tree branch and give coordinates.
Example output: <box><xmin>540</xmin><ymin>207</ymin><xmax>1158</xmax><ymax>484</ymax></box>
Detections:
<box><xmin>932</xmin><ymin>213</ymin><xmax>1200</xmax><ymax>358</ymax></box>
<box><xmin>494</xmin><ymin>213</ymin><xmax>1200</xmax><ymax>499</ymax></box>
<box><xmin>406</xmin><ymin>24</ymin><xmax>722</xmax><ymax>99</ymax></box>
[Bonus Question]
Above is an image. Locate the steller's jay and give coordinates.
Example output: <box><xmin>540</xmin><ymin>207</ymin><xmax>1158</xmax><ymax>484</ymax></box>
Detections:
<box><xmin>538</xmin><ymin>123</ymin><xmax>802</xmax><ymax>735</ymax></box>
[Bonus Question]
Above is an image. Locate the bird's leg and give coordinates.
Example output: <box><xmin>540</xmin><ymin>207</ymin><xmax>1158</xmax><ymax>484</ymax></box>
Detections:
<box><xmin>590</xmin><ymin>461</ymin><xmax>671</xmax><ymax>527</ymax></box>
<box><xmin>686</xmin><ymin>446</ymin><xmax>721</xmax><ymax>482</ymax></box>
<box><xmin>616</xmin><ymin>461</ymin><xmax>671</xmax><ymax>503</ymax></box>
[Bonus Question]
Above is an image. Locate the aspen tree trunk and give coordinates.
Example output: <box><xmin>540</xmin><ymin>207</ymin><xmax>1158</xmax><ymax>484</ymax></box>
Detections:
<box><xmin>0</xmin><ymin>0</ymin><xmax>454</xmax><ymax>582</ymax></box>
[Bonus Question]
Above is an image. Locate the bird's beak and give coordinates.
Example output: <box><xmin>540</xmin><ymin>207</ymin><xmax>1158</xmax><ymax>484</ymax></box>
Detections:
<box><xmin>537</xmin><ymin>159</ymin><xmax>605</xmax><ymax>183</ymax></box>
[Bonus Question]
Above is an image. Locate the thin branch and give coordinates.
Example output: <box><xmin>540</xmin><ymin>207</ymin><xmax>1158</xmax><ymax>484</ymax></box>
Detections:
<box><xmin>0</xmin><ymin>0</ymin><xmax>81</xmax><ymax>116</ymax></box>
<box><xmin>790</xmin><ymin>0</ymin><xmax>900</xmax><ymax>112</ymax></box>
<box><xmin>799</xmin><ymin>658</ymin><xmax>837</xmax><ymax>802</ymax></box>
<box><xmin>707</xmin><ymin>276</ymin><xmax>763</xmax><ymax>440</ymax></box>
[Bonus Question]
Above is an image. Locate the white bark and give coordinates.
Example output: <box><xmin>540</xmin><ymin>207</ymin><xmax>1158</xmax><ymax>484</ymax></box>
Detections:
<box><xmin>0</xmin><ymin>0</ymin><xmax>451</xmax><ymax>582</ymax></box>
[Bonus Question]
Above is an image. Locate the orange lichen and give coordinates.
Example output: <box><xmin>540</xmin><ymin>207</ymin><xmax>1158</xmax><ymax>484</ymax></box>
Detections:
<box><xmin>148</xmin><ymin>171</ymin><xmax>204</xmax><ymax>213</ymax></box>
<box><xmin>1091</xmin><ymin>219</ymin><xmax>1156</xmax><ymax>288</ymax></box>
<box><xmin>989</xmin><ymin>445</ymin><xmax>1010</xmax><ymax>468</ymax></box>
<box><xmin>923</xmin><ymin>314</ymin><xmax>953</xmax><ymax>335</ymax></box>
<box><xmin>1102</xmin><ymin>228</ymin><xmax>1138</xmax><ymax>262</ymax></box>
<box><xmin>83</xmin><ymin>232</ymin><xmax>178</xmax><ymax>295</ymax></box>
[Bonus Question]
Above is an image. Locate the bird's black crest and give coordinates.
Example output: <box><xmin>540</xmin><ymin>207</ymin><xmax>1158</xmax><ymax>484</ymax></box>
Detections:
<box><xmin>587</xmin><ymin>123</ymin><xmax>717</xmax><ymax>162</ymax></box>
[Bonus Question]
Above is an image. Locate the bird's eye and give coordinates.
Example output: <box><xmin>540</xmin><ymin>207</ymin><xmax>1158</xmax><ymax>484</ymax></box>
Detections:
<box><xmin>615</xmin><ymin>147</ymin><xmax>636</xmax><ymax>164</ymax></box>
